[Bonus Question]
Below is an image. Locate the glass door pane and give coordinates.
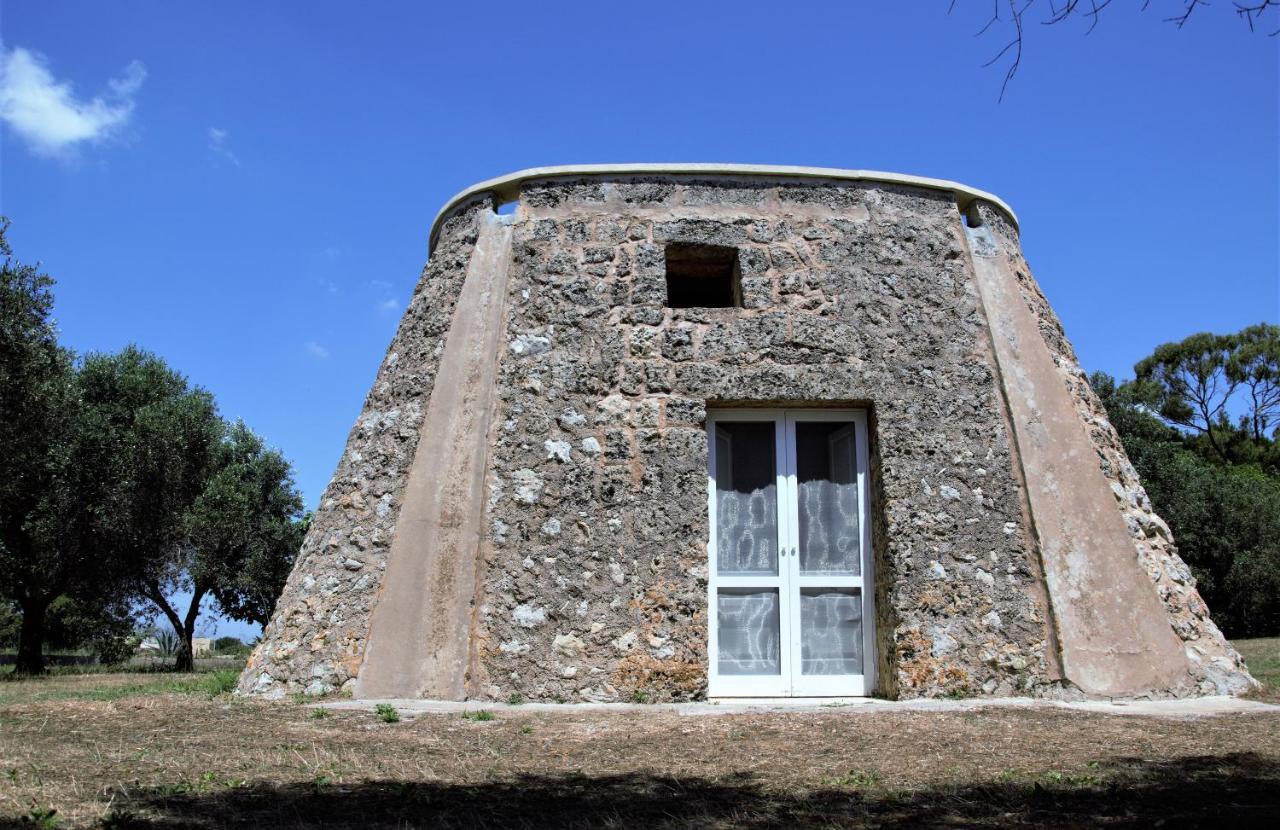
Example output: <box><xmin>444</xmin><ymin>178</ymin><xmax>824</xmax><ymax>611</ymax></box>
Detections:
<box><xmin>716</xmin><ymin>588</ymin><xmax>781</xmax><ymax>675</ymax></box>
<box><xmin>799</xmin><ymin>588</ymin><xmax>863</xmax><ymax>675</ymax></box>
<box><xmin>795</xmin><ymin>421</ymin><xmax>860</xmax><ymax>575</ymax></box>
<box><xmin>714</xmin><ymin>421</ymin><xmax>779</xmax><ymax>576</ymax></box>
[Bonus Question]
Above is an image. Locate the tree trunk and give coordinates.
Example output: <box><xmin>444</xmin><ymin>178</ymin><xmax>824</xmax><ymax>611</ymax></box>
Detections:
<box><xmin>145</xmin><ymin>582</ymin><xmax>192</xmax><ymax>672</ymax></box>
<box><xmin>173</xmin><ymin>632</ymin><xmax>195</xmax><ymax>672</ymax></box>
<box><xmin>177</xmin><ymin>586</ymin><xmax>207</xmax><ymax>673</ymax></box>
<box><xmin>14</xmin><ymin>596</ymin><xmax>49</xmax><ymax>675</ymax></box>
<box><xmin>146</xmin><ymin>581</ymin><xmax>207</xmax><ymax>672</ymax></box>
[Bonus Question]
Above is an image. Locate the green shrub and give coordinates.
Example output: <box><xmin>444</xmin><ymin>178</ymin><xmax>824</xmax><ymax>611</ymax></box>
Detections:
<box><xmin>21</xmin><ymin>805</ymin><xmax>59</xmax><ymax>828</ymax></box>
<box><xmin>1094</xmin><ymin>371</ymin><xmax>1280</xmax><ymax>637</ymax></box>
<box><xmin>98</xmin><ymin>809</ymin><xmax>138</xmax><ymax>829</ymax></box>
<box><xmin>374</xmin><ymin>703</ymin><xmax>399</xmax><ymax>723</ymax></box>
<box><xmin>202</xmin><ymin>669</ymin><xmax>239</xmax><ymax>697</ymax></box>
<box><xmin>823</xmin><ymin>769</ymin><xmax>883</xmax><ymax>789</ymax></box>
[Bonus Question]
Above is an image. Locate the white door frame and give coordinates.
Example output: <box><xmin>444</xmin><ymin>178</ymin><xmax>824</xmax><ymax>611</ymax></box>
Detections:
<box><xmin>706</xmin><ymin>408</ymin><xmax>875</xmax><ymax>698</ymax></box>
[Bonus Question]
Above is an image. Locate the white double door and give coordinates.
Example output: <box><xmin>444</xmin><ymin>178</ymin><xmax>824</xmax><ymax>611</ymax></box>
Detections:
<box><xmin>706</xmin><ymin>409</ymin><xmax>874</xmax><ymax>697</ymax></box>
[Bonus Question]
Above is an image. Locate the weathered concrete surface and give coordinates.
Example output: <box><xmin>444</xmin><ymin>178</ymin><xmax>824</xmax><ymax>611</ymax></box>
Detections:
<box><xmin>237</xmin><ymin>201</ymin><xmax>490</xmax><ymax>698</ymax></box>
<box><xmin>426</xmin><ymin>163</ymin><xmax>1019</xmax><ymax>251</ymax></box>
<box><xmin>355</xmin><ymin>212</ymin><xmax>515</xmax><ymax>699</ymax></box>
<box><xmin>962</xmin><ymin>222</ymin><xmax>1187</xmax><ymax>697</ymax></box>
<box><xmin>316</xmin><ymin>695</ymin><xmax>1279</xmax><ymax>719</ymax></box>
<box><xmin>974</xmin><ymin>203</ymin><xmax>1255</xmax><ymax>698</ymax></box>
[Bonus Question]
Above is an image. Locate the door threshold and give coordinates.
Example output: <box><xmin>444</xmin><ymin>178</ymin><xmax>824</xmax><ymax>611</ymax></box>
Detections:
<box><xmin>706</xmin><ymin>696</ymin><xmax>879</xmax><ymax>706</ymax></box>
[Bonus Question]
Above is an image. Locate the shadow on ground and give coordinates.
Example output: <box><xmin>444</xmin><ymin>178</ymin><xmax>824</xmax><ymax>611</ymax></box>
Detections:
<box><xmin>22</xmin><ymin>753</ymin><xmax>1280</xmax><ymax>829</ymax></box>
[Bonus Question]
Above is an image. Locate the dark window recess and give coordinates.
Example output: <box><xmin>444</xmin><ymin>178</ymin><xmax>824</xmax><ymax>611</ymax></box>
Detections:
<box><xmin>664</xmin><ymin>244</ymin><xmax>741</xmax><ymax>308</ymax></box>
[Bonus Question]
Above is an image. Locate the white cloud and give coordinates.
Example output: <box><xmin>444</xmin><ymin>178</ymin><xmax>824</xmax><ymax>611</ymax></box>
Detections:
<box><xmin>0</xmin><ymin>46</ymin><xmax>145</xmax><ymax>157</ymax></box>
<box><xmin>370</xmin><ymin>280</ymin><xmax>399</xmax><ymax>315</ymax></box>
<box><xmin>207</xmin><ymin>126</ymin><xmax>240</xmax><ymax>166</ymax></box>
<box><xmin>305</xmin><ymin>341</ymin><xmax>330</xmax><ymax>359</ymax></box>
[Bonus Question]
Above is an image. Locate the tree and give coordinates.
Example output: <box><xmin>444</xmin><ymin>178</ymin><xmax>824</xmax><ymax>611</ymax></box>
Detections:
<box><xmin>71</xmin><ymin>349</ymin><xmax>306</xmax><ymax>672</ymax></box>
<box><xmin>0</xmin><ymin>219</ymin><xmax>98</xmax><ymax>674</ymax></box>
<box><xmin>142</xmin><ymin>420</ymin><xmax>305</xmax><ymax>670</ymax></box>
<box><xmin>80</xmin><ymin>349</ymin><xmax>305</xmax><ymax>671</ymax></box>
<box><xmin>1093</xmin><ymin>363</ymin><xmax>1280</xmax><ymax>638</ymax></box>
<box><xmin>1129</xmin><ymin>326</ymin><xmax>1280</xmax><ymax>466</ymax></box>
<box><xmin>75</xmin><ymin>346</ymin><xmax>224</xmax><ymax>671</ymax></box>
<box><xmin>1227</xmin><ymin>322</ymin><xmax>1280</xmax><ymax>443</ymax></box>
<box><xmin>1133</xmin><ymin>331</ymin><xmax>1238</xmax><ymax>461</ymax></box>
<box><xmin>0</xmin><ymin>223</ymin><xmax>306</xmax><ymax>672</ymax></box>
<box><xmin>40</xmin><ymin>595</ymin><xmax>140</xmax><ymax>665</ymax></box>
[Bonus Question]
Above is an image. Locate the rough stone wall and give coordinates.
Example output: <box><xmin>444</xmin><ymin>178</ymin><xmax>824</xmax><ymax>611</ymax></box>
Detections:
<box><xmin>237</xmin><ymin>201</ymin><xmax>489</xmax><ymax>698</ymax></box>
<box><xmin>243</xmin><ymin>174</ymin><xmax>1251</xmax><ymax>704</ymax></box>
<box><xmin>975</xmin><ymin>203</ymin><xmax>1255</xmax><ymax>696</ymax></box>
<box><xmin>467</xmin><ymin>179</ymin><xmax>1058</xmax><ymax>703</ymax></box>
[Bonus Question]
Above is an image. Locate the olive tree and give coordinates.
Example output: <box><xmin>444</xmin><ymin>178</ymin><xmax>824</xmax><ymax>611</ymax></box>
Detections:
<box><xmin>1</xmin><ymin>221</ymin><xmax>305</xmax><ymax>672</ymax></box>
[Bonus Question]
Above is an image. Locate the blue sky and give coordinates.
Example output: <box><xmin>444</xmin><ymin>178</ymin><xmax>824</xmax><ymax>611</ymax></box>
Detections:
<box><xmin>2</xmin><ymin>2</ymin><xmax>1277</xmax><ymax>639</ymax></box>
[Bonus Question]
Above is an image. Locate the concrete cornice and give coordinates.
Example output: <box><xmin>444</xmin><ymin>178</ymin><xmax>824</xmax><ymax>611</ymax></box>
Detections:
<box><xmin>429</xmin><ymin>163</ymin><xmax>1018</xmax><ymax>251</ymax></box>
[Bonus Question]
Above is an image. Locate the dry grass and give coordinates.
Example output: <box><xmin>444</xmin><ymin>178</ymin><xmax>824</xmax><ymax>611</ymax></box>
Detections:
<box><xmin>0</xmin><ymin>650</ymin><xmax>1277</xmax><ymax>828</ymax></box>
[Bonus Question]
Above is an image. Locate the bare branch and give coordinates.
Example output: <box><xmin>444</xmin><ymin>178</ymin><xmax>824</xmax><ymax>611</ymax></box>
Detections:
<box><xmin>975</xmin><ymin>0</ymin><xmax>1004</xmax><ymax>37</ymax></box>
<box><xmin>964</xmin><ymin>1</ymin><xmax>1275</xmax><ymax>100</ymax></box>
<box><xmin>1235</xmin><ymin>0</ymin><xmax>1280</xmax><ymax>34</ymax></box>
<box><xmin>997</xmin><ymin>0</ymin><xmax>1027</xmax><ymax>101</ymax></box>
<box><xmin>1085</xmin><ymin>0</ymin><xmax>1118</xmax><ymax>32</ymax></box>
<box><xmin>1164</xmin><ymin>0</ymin><xmax>1207</xmax><ymax>28</ymax></box>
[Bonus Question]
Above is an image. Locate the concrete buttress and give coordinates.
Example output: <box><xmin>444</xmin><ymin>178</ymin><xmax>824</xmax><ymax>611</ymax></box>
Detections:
<box><xmin>355</xmin><ymin>210</ymin><xmax>514</xmax><ymax>699</ymax></box>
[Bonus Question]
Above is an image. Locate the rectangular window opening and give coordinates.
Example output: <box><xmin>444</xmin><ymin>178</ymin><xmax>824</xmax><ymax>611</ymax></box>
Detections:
<box><xmin>665</xmin><ymin>243</ymin><xmax>741</xmax><ymax>308</ymax></box>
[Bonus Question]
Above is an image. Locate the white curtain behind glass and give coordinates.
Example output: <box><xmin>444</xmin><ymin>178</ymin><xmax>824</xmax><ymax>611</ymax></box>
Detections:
<box><xmin>717</xmin><ymin>589</ymin><xmax>781</xmax><ymax>675</ymax></box>
<box><xmin>715</xmin><ymin>425</ymin><xmax>778</xmax><ymax>575</ymax></box>
<box><xmin>797</xmin><ymin>425</ymin><xmax>860</xmax><ymax>575</ymax></box>
<box><xmin>800</xmin><ymin>589</ymin><xmax>863</xmax><ymax>675</ymax></box>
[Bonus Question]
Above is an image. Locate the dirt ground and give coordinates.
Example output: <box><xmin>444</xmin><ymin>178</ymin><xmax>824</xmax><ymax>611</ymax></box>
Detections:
<box><xmin>1</xmin><ymin>642</ymin><xmax>1278</xmax><ymax>829</ymax></box>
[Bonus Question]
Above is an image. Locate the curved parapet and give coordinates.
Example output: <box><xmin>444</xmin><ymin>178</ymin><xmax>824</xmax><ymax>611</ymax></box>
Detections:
<box><xmin>427</xmin><ymin>163</ymin><xmax>1019</xmax><ymax>252</ymax></box>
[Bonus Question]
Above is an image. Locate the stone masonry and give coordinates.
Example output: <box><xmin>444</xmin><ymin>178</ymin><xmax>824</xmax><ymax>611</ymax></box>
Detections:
<box><xmin>239</xmin><ymin>167</ymin><xmax>1255</xmax><ymax>702</ymax></box>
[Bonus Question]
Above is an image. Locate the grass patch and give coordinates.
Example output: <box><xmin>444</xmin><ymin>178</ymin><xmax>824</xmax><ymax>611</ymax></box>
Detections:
<box><xmin>462</xmin><ymin>710</ymin><xmax>495</xmax><ymax>722</ymax></box>
<box><xmin>373</xmin><ymin>703</ymin><xmax>399</xmax><ymax>724</ymax></box>
<box><xmin>995</xmin><ymin>764</ymin><xmax>1103</xmax><ymax>788</ymax></box>
<box><xmin>1234</xmin><ymin>637</ymin><xmax>1280</xmax><ymax>702</ymax></box>
<box><xmin>0</xmin><ymin>657</ymin><xmax>246</xmax><ymax>680</ymax></box>
<box><xmin>0</xmin><ymin>669</ymin><xmax>241</xmax><ymax>705</ymax></box>
<box><xmin>21</xmin><ymin>805</ymin><xmax>60</xmax><ymax>828</ymax></box>
<box><xmin>822</xmin><ymin>768</ymin><xmax>883</xmax><ymax>789</ymax></box>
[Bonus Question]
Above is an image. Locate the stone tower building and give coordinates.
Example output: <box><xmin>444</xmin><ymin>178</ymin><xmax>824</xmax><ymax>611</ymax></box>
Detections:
<box><xmin>238</xmin><ymin>164</ymin><xmax>1254</xmax><ymax>702</ymax></box>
